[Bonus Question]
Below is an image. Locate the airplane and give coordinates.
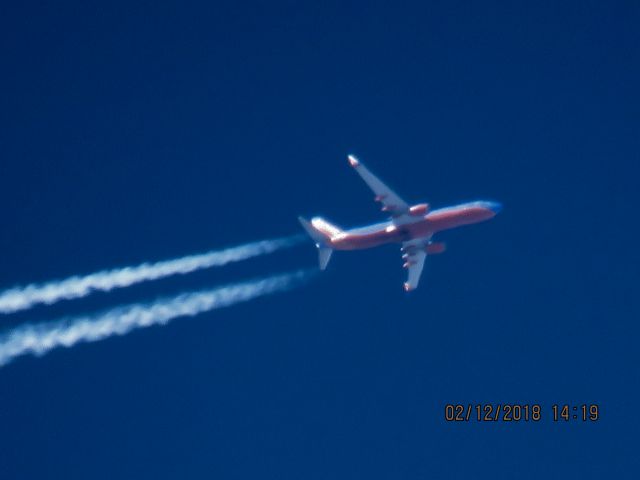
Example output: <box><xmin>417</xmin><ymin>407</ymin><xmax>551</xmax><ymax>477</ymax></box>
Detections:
<box><xmin>298</xmin><ymin>155</ymin><xmax>502</xmax><ymax>291</ymax></box>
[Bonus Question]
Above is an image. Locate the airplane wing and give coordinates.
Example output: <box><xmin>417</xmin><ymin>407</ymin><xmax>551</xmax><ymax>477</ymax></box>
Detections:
<box><xmin>348</xmin><ymin>155</ymin><xmax>413</xmax><ymax>221</ymax></box>
<box><xmin>401</xmin><ymin>239</ymin><xmax>429</xmax><ymax>291</ymax></box>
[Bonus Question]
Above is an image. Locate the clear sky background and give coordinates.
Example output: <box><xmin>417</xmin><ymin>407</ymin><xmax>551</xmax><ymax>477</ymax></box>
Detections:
<box><xmin>0</xmin><ymin>1</ymin><xmax>638</xmax><ymax>478</ymax></box>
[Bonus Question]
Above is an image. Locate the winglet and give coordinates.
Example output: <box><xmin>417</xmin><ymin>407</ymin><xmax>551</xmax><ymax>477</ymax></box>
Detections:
<box><xmin>348</xmin><ymin>154</ymin><xmax>360</xmax><ymax>168</ymax></box>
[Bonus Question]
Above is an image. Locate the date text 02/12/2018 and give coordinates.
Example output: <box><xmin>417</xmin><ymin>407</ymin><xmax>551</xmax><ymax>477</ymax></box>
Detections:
<box><xmin>444</xmin><ymin>404</ymin><xmax>600</xmax><ymax>422</ymax></box>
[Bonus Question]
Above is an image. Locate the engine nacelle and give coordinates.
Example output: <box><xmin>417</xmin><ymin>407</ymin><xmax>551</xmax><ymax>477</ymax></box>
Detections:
<box><xmin>425</xmin><ymin>242</ymin><xmax>446</xmax><ymax>255</ymax></box>
<box><xmin>409</xmin><ymin>203</ymin><xmax>430</xmax><ymax>216</ymax></box>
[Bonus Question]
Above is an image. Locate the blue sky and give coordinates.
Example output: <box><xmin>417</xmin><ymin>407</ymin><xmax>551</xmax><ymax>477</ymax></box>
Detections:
<box><xmin>0</xmin><ymin>1</ymin><xmax>638</xmax><ymax>478</ymax></box>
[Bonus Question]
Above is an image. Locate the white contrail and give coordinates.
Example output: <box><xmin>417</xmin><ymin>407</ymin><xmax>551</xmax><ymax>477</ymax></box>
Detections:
<box><xmin>0</xmin><ymin>235</ymin><xmax>303</xmax><ymax>314</ymax></box>
<box><xmin>0</xmin><ymin>269</ymin><xmax>313</xmax><ymax>367</ymax></box>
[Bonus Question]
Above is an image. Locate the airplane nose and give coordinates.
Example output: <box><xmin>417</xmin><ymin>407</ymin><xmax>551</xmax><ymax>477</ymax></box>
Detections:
<box><xmin>485</xmin><ymin>201</ymin><xmax>503</xmax><ymax>214</ymax></box>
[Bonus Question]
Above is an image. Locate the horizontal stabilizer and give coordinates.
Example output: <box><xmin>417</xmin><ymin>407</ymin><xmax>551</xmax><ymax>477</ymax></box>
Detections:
<box><xmin>298</xmin><ymin>216</ymin><xmax>326</xmax><ymax>245</ymax></box>
<box><xmin>318</xmin><ymin>247</ymin><xmax>333</xmax><ymax>270</ymax></box>
<box><xmin>298</xmin><ymin>216</ymin><xmax>337</xmax><ymax>270</ymax></box>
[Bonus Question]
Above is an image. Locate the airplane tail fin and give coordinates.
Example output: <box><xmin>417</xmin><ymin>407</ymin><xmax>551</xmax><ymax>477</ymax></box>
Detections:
<box><xmin>298</xmin><ymin>216</ymin><xmax>341</xmax><ymax>270</ymax></box>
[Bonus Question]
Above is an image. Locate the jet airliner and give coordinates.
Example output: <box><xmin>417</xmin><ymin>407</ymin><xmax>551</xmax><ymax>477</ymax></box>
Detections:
<box><xmin>299</xmin><ymin>155</ymin><xmax>502</xmax><ymax>291</ymax></box>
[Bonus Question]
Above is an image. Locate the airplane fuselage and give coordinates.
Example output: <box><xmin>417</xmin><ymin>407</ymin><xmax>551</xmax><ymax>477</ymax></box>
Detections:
<box><xmin>298</xmin><ymin>154</ymin><xmax>502</xmax><ymax>291</ymax></box>
<box><xmin>329</xmin><ymin>201</ymin><xmax>500</xmax><ymax>250</ymax></box>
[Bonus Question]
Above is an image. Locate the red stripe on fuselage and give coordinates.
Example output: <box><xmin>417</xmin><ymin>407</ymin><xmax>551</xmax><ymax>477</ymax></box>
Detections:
<box><xmin>330</xmin><ymin>205</ymin><xmax>496</xmax><ymax>251</ymax></box>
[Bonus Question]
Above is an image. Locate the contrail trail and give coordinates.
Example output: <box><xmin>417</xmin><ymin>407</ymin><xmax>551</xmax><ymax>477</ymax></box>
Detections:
<box><xmin>0</xmin><ymin>269</ymin><xmax>314</xmax><ymax>367</ymax></box>
<box><xmin>0</xmin><ymin>235</ymin><xmax>303</xmax><ymax>314</ymax></box>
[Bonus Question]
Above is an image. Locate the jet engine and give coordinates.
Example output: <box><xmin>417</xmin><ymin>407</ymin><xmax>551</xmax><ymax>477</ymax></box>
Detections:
<box><xmin>425</xmin><ymin>242</ymin><xmax>446</xmax><ymax>254</ymax></box>
<box><xmin>409</xmin><ymin>203</ymin><xmax>430</xmax><ymax>216</ymax></box>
